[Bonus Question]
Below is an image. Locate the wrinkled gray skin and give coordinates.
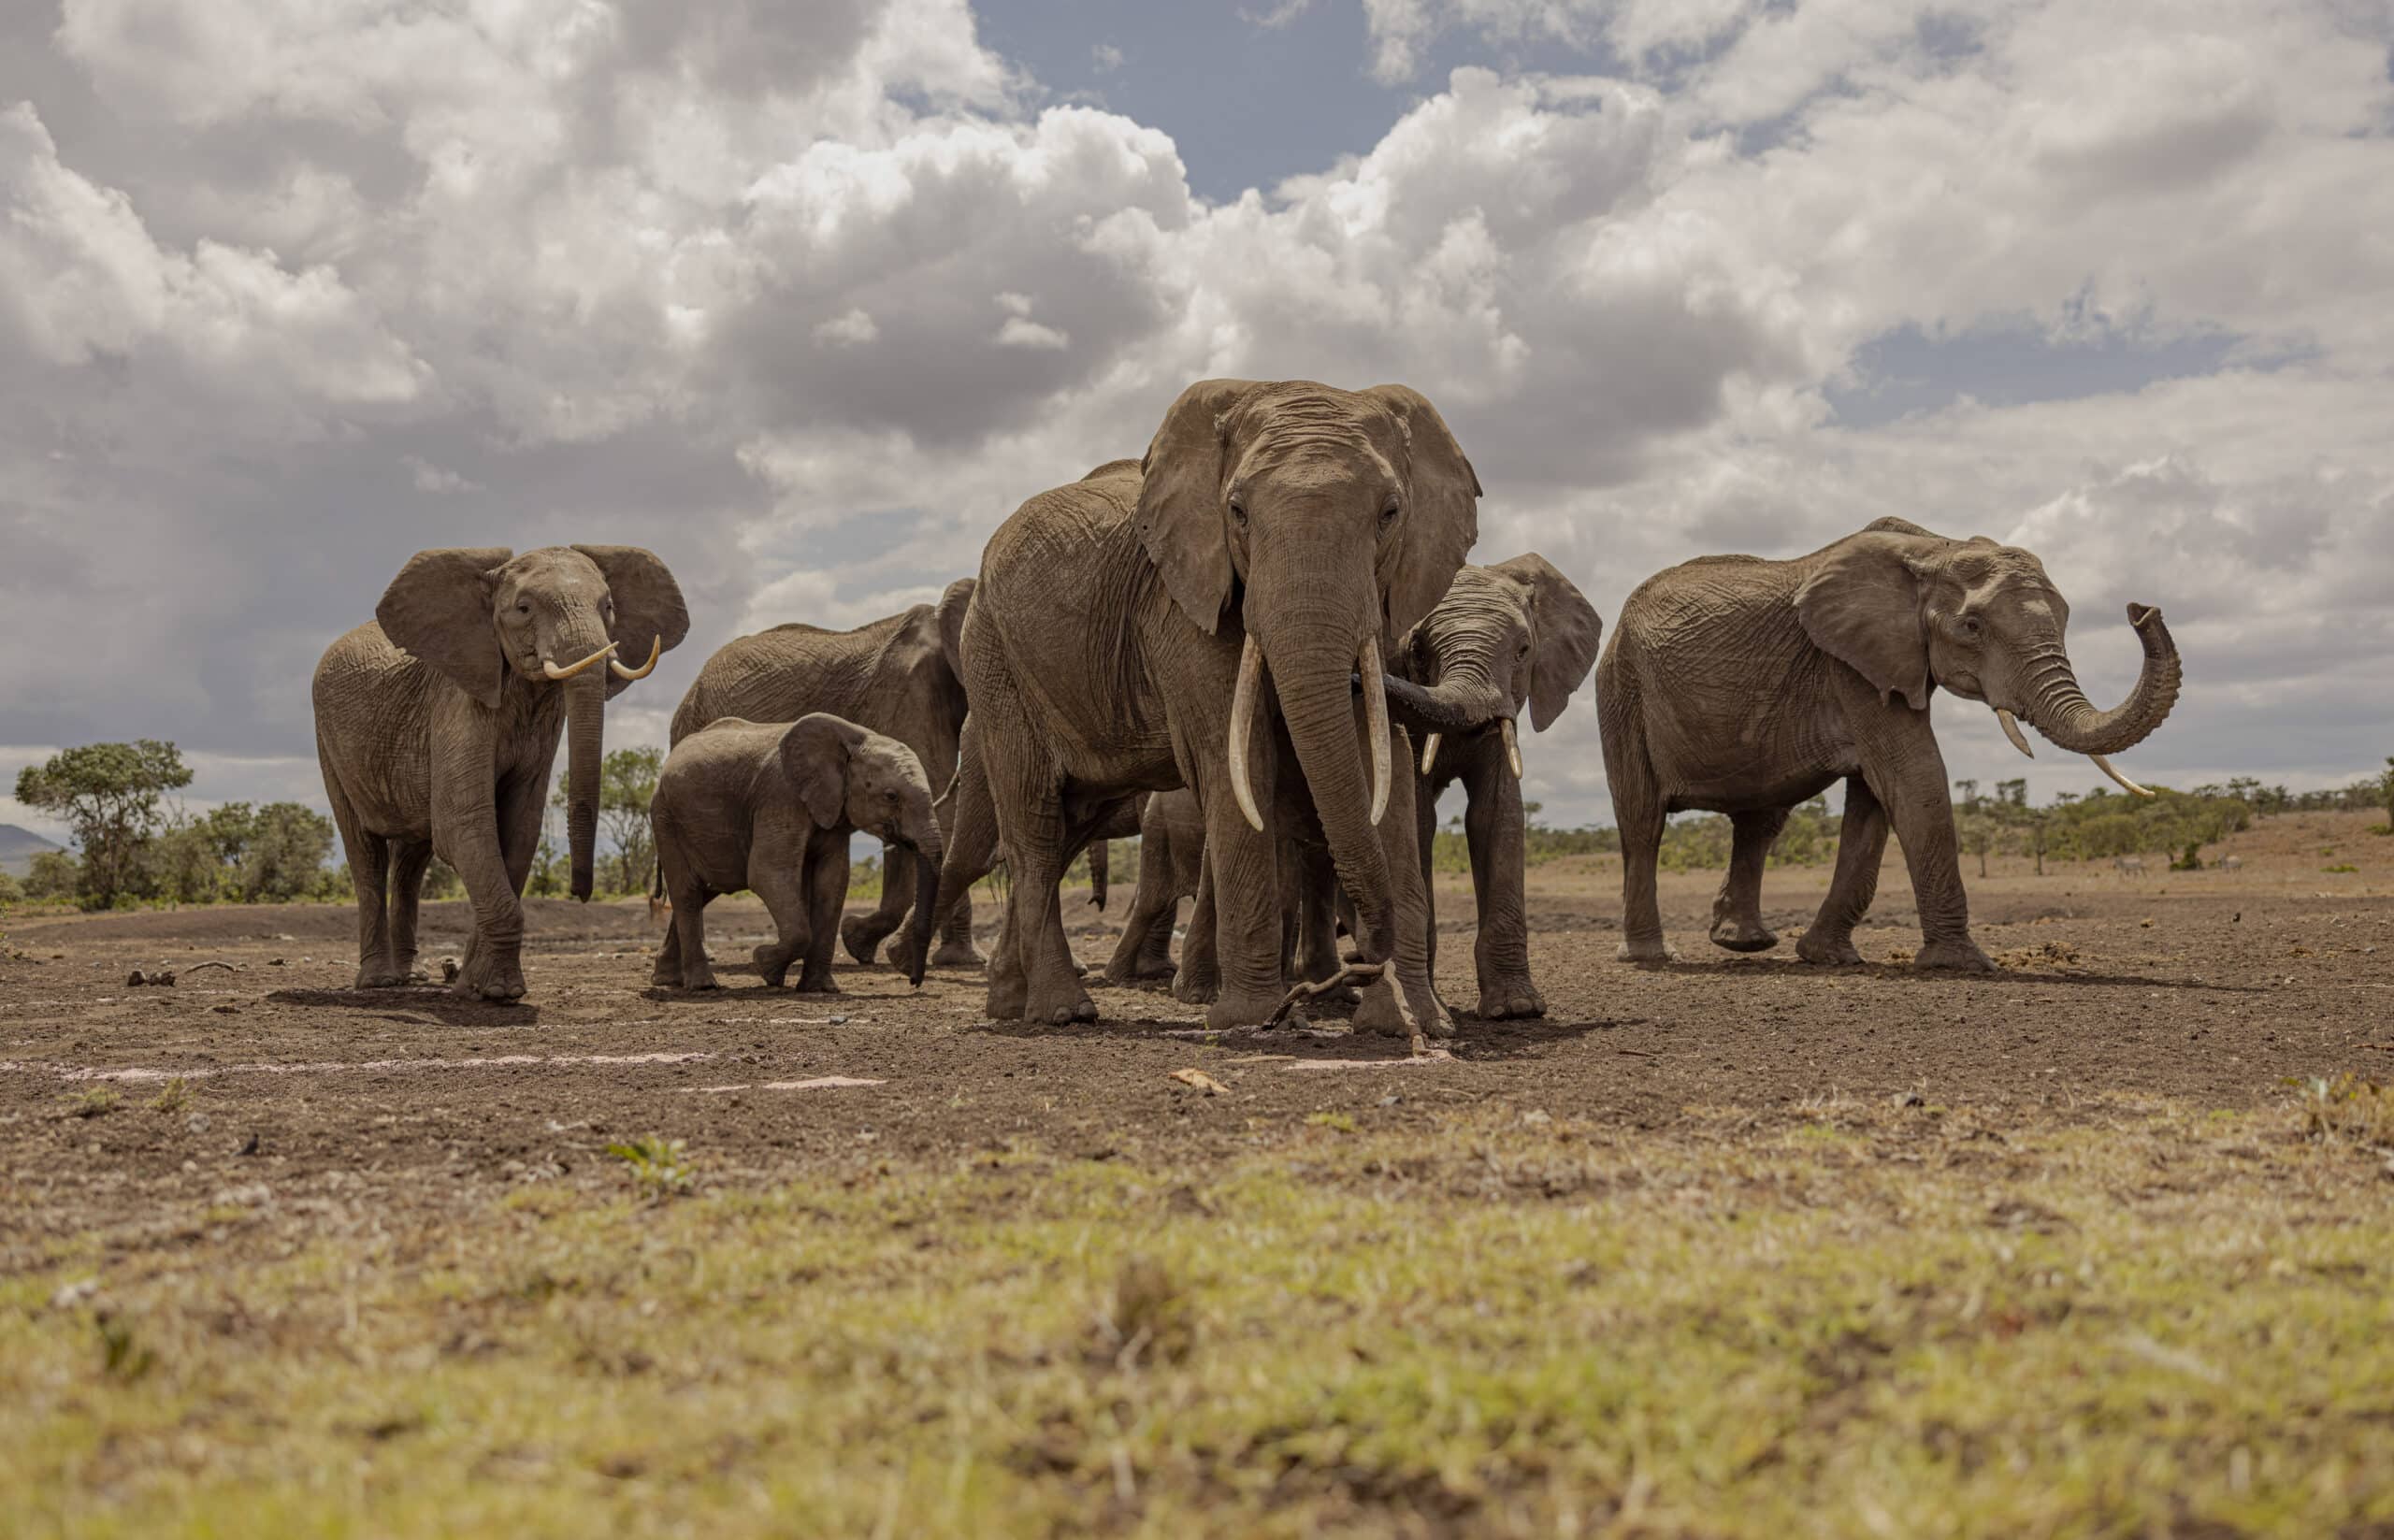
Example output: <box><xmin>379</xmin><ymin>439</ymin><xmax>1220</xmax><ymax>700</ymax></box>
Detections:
<box><xmin>313</xmin><ymin>546</ymin><xmax>689</xmax><ymax>1000</ymax></box>
<box><xmin>671</xmin><ymin>580</ymin><xmax>977</xmax><ymax>970</ymax></box>
<box><xmin>1391</xmin><ymin>554</ymin><xmax>1604</xmax><ymax>1018</ymax></box>
<box><xmin>1598</xmin><ymin>517</ymin><xmax>2181</xmax><ymax>969</ymax></box>
<box><xmin>650</xmin><ymin>715</ymin><xmax>942</xmax><ymax>993</ymax></box>
<box><xmin>928</xmin><ymin>381</ymin><xmax>1508</xmax><ymax>1033</ymax></box>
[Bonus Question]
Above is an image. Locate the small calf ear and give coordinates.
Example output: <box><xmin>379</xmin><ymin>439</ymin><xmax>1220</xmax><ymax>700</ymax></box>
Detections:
<box><xmin>1792</xmin><ymin>529</ymin><xmax>1937</xmax><ymax>710</ymax></box>
<box><xmin>376</xmin><ymin>548</ymin><xmax>514</xmax><ymax>710</ymax></box>
<box><xmin>1492</xmin><ymin>553</ymin><xmax>1603</xmax><ymax>732</ymax></box>
<box><xmin>781</xmin><ymin>714</ymin><xmax>860</xmax><ymax>828</ymax></box>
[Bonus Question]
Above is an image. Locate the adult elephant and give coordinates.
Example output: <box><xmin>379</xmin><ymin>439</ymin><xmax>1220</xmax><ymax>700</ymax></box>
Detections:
<box><xmin>1597</xmin><ymin>517</ymin><xmax>2180</xmax><ymax>970</ymax></box>
<box><xmin>941</xmin><ymin>380</ymin><xmax>1509</xmax><ymax>1033</ymax></box>
<box><xmin>314</xmin><ymin>545</ymin><xmax>689</xmax><ymax>1000</ymax></box>
<box><xmin>669</xmin><ymin>580</ymin><xmax>979</xmax><ymax>968</ymax></box>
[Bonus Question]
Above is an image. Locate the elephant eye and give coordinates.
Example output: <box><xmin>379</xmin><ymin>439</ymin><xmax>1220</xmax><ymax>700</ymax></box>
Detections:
<box><xmin>885</xmin><ymin>789</ymin><xmax>900</xmax><ymax>804</ymax></box>
<box><xmin>514</xmin><ymin>600</ymin><xmax>531</xmax><ymax>616</ymax></box>
<box><xmin>1379</xmin><ymin>499</ymin><xmax>1401</xmax><ymax>531</ymax></box>
<box><xmin>1227</xmin><ymin>497</ymin><xmax>1247</xmax><ymax>529</ymax></box>
<box><xmin>1955</xmin><ymin>615</ymin><xmax>1983</xmax><ymax>641</ymax></box>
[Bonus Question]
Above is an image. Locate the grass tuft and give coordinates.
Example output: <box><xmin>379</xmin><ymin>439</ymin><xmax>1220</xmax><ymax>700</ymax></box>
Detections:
<box><xmin>603</xmin><ymin>1134</ymin><xmax>693</xmax><ymax>1199</ymax></box>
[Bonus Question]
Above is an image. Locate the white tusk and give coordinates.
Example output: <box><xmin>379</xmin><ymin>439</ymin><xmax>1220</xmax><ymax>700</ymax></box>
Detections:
<box><xmin>1500</xmin><ymin>717</ymin><xmax>1522</xmax><ymax>778</ymax></box>
<box><xmin>2090</xmin><ymin>754</ymin><xmax>2155</xmax><ymax>799</ymax></box>
<box><xmin>609</xmin><ymin>635</ymin><xmax>662</xmax><ymax>682</ymax></box>
<box><xmin>1227</xmin><ymin>633</ymin><xmax>1266</xmax><ymax>833</ymax></box>
<box><xmin>1996</xmin><ymin>708</ymin><xmax>2034</xmax><ymax>759</ymax></box>
<box><xmin>542</xmin><ymin>640</ymin><xmax>618</xmax><ymax>681</ymax></box>
<box><xmin>1420</xmin><ymin>732</ymin><xmax>1441</xmax><ymax>776</ymax></box>
<box><xmin>1360</xmin><ymin>633</ymin><xmax>1391</xmax><ymax>826</ymax></box>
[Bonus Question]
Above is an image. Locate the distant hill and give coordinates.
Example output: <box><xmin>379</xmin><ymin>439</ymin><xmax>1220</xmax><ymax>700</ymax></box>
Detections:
<box><xmin>0</xmin><ymin>824</ymin><xmax>65</xmax><ymax>878</ymax></box>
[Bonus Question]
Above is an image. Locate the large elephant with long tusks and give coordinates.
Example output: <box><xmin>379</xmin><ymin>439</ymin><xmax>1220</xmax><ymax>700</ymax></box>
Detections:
<box><xmin>929</xmin><ymin>380</ymin><xmax>1510</xmax><ymax>1035</ymax></box>
<box><xmin>1596</xmin><ymin>516</ymin><xmax>2180</xmax><ymax>970</ymax></box>
<box><xmin>313</xmin><ymin>545</ymin><xmax>688</xmax><ymax>1000</ymax></box>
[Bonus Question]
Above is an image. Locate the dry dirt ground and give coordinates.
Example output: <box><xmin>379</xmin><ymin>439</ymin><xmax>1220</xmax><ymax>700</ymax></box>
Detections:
<box><xmin>6</xmin><ymin>811</ymin><xmax>2393</xmax><ymax>1537</ymax></box>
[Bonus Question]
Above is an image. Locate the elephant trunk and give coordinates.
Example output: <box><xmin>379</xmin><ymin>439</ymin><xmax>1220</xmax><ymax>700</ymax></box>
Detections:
<box><xmin>564</xmin><ymin>669</ymin><xmax>605</xmax><ymax>901</ymax></box>
<box><xmin>1257</xmin><ymin>612</ymin><xmax>1399</xmax><ymax>964</ymax></box>
<box><xmin>1378</xmin><ymin>672</ymin><xmax>1512</xmax><ymax>735</ymax></box>
<box><xmin>1089</xmin><ymin>837</ymin><xmax>1109</xmax><ymax>911</ymax></box>
<box><xmin>902</xmin><ymin>830</ymin><xmax>942</xmax><ymax>988</ymax></box>
<box><xmin>2022</xmin><ymin>605</ymin><xmax>2181</xmax><ymax>758</ymax></box>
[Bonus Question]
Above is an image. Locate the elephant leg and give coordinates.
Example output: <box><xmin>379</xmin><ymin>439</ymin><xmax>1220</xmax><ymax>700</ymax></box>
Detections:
<box><xmin>796</xmin><ymin>832</ymin><xmax>848</xmax><ymax>993</ymax></box>
<box><xmin>1865</xmin><ymin>734</ymin><xmax>1992</xmax><ymax>971</ymax></box>
<box><xmin>1709</xmin><ymin>808</ymin><xmax>1788</xmax><ymax>954</ymax></box>
<box><xmin>1354</xmin><ymin>725</ymin><xmax>1444</xmax><ymax>1040</ymax></box>
<box><xmin>747</xmin><ymin>846</ymin><xmax>813</xmax><ymax>991</ymax></box>
<box><xmin>841</xmin><ymin>841</ymin><xmax>911</xmax><ymax>965</ymax></box>
<box><xmin>386</xmin><ymin>839</ymin><xmax>434</xmax><ymax>983</ymax></box>
<box><xmin>1799</xmin><ymin>775</ymin><xmax>1884</xmax><ymax>966</ymax></box>
<box><xmin>929</xmin><ymin>721</ymin><xmax>994</xmax><ymax>971</ymax></box>
<box><xmin>1604</xmin><ymin>704</ymin><xmax>1674</xmax><ymax>964</ymax></box>
<box><xmin>434</xmin><ymin>796</ymin><xmax>526</xmax><ymax>1003</ymax></box>
<box><xmin>656</xmin><ymin>838</ymin><xmax>716</xmax><ymax>991</ymax></box>
<box><xmin>1463</xmin><ymin>750</ymin><xmax>1543</xmax><ymax>1019</ymax></box>
<box><xmin>1172</xmin><ymin>859</ymin><xmax>1219</xmax><ymax>1004</ymax></box>
<box><xmin>327</xmin><ymin>772</ymin><xmax>398</xmax><ymax>989</ymax></box>
<box><xmin>975</xmin><ymin>706</ymin><xmax>1091</xmax><ymax>1024</ymax></box>
<box><xmin>1137</xmin><ymin>902</ymin><xmax>1179</xmax><ymax>976</ymax></box>
<box><xmin>1103</xmin><ymin>853</ymin><xmax>1178</xmax><ymax>985</ymax></box>
<box><xmin>1292</xmin><ymin>842</ymin><xmax>1343</xmax><ymax>986</ymax></box>
<box><xmin>1196</xmin><ymin>784</ymin><xmax>1291</xmax><ymax>1031</ymax></box>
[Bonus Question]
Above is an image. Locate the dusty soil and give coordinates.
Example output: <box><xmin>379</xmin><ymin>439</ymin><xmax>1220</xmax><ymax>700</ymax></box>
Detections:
<box><xmin>5</xmin><ymin>812</ymin><xmax>2389</xmax><ymax>1259</ymax></box>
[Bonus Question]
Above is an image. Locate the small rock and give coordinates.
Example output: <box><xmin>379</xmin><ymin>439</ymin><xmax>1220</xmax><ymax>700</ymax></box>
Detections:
<box><xmin>1892</xmin><ymin>1090</ymin><xmax>1926</xmax><ymax>1108</ymax></box>
<box><xmin>187</xmin><ymin>1113</ymin><xmax>211</xmax><ymax>1133</ymax></box>
<box><xmin>828</xmin><ymin>1015</ymin><xmax>849</xmax><ymax>1026</ymax></box>
<box><xmin>441</xmin><ymin>958</ymin><xmax>461</xmax><ymax>983</ymax></box>
<box><xmin>1521</xmin><ymin>1108</ymin><xmax>1552</xmax><ymax>1126</ymax></box>
<box><xmin>50</xmin><ymin>1279</ymin><xmax>99</xmax><ymax>1311</ymax></box>
<box><xmin>1379</xmin><ymin>1093</ymin><xmax>1404</xmax><ymax>1107</ymax></box>
<box><xmin>237</xmin><ymin>1131</ymin><xmax>261</xmax><ymax>1157</ymax></box>
<box><xmin>269</xmin><ymin>958</ymin><xmax>286</xmax><ymax>967</ymax></box>
<box><xmin>212</xmin><ymin>1004</ymin><xmax>238</xmax><ymax>1015</ymax></box>
<box><xmin>125</xmin><ymin>971</ymin><xmax>147</xmax><ymax>987</ymax></box>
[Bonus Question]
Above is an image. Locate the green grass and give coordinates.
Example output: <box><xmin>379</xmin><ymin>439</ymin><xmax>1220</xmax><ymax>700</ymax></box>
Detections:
<box><xmin>7</xmin><ymin>1099</ymin><xmax>2393</xmax><ymax>1537</ymax></box>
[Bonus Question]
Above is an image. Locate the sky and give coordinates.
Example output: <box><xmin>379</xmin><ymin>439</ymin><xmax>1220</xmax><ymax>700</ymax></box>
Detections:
<box><xmin>2</xmin><ymin>0</ymin><xmax>2391</xmax><ymax>848</ymax></box>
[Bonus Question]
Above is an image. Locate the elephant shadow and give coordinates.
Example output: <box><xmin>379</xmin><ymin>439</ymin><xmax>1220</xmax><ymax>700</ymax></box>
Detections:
<box><xmin>265</xmin><ymin>986</ymin><xmax>544</xmax><ymax>1027</ymax></box>
<box><xmin>1622</xmin><ymin>957</ymin><xmax>2268</xmax><ymax>996</ymax></box>
<box><xmin>969</xmin><ymin>1008</ymin><xmax>1622</xmax><ymax>1062</ymax></box>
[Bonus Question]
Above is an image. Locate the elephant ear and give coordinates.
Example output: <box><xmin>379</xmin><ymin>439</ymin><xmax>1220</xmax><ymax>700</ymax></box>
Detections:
<box><xmin>376</xmin><ymin>548</ymin><xmax>514</xmax><ymax>710</ymax></box>
<box><xmin>1134</xmin><ymin>379</ymin><xmax>1258</xmax><ymax>636</ymax></box>
<box><xmin>572</xmin><ymin>545</ymin><xmax>691</xmax><ymax>700</ymax></box>
<box><xmin>1792</xmin><ymin>529</ymin><xmax>1938</xmax><ymax>711</ymax></box>
<box><xmin>781</xmin><ymin>713</ymin><xmax>862</xmax><ymax>829</ymax></box>
<box><xmin>1492</xmin><ymin>553</ymin><xmax>1603</xmax><ymax>732</ymax></box>
<box><xmin>1363</xmin><ymin>384</ymin><xmax>1481</xmax><ymax>640</ymax></box>
<box><xmin>934</xmin><ymin>577</ymin><xmax>973</xmax><ymax>682</ymax></box>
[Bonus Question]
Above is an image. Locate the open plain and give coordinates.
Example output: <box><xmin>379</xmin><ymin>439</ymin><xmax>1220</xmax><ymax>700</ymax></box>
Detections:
<box><xmin>7</xmin><ymin>811</ymin><xmax>2394</xmax><ymax>1537</ymax></box>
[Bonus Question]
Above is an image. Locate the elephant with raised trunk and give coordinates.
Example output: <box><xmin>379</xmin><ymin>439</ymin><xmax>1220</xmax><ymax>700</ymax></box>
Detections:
<box><xmin>1597</xmin><ymin>516</ymin><xmax>2180</xmax><ymax>970</ymax></box>
<box><xmin>670</xmin><ymin>580</ymin><xmax>978</xmax><ymax>969</ymax></box>
<box><xmin>936</xmin><ymin>380</ymin><xmax>1508</xmax><ymax>1035</ymax></box>
<box><xmin>650</xmin><ymin>714</ymin><xmax>941</xmax><ymax>994</ymax></box>
<box><xmin>314</xmin><ymin>545</ymin><xmax>688</xmax><ymax>1000</ymax></box>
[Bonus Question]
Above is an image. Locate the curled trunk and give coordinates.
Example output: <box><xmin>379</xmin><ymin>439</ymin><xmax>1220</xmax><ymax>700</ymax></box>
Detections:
<box><xmin>565</xmin><ymin>670</ymin><xmax>605</xmax><ymax>901</ymax></box>
<box><xmin>1377</xmin><ymin>671</ymin><xmax>1512</xmax><ymax>737</ymax></box>
<box><xmin>2025</xmin><ymin>605</ymin><xmax>2181</xmax><ymax>756</ymax></box>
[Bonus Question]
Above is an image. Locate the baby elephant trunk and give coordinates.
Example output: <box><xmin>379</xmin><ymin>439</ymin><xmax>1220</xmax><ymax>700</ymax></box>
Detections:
<box><xmin>901</xmin><ymin>836</ymin><xmax>943</xmax><ymax>988</ymax></box>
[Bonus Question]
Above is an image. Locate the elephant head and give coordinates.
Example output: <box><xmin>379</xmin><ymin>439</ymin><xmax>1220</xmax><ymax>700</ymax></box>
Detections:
<box><xmin>1134</xmin><ymin>379</ymin><xmax>1502</xmax><ymax>960</ymax></box>
<box><xmin>782</xmin><ymin>713</ymin><xmax>943</xmax><ymax>986</ymax></box>
<box><xmin>1792</xmin><ymin>517</ymin><xmax>2180</xmax><ymax>795</ymax></box>
<box><xmin>1404</xmin><ymin>553</ymin><xmax>1604</xmax><ymax>777</ymax></box>
<box><xmin>377</xmin><ymin>545</ymin><xmax>688</xmax><ymax>900</ymax></box>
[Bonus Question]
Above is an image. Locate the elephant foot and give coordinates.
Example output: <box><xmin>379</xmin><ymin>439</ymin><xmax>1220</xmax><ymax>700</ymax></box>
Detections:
<box><xmin>793</xmin><ymin>971</ymin><xmax>842</xmax><ymax>995</ymax></box>
<box><xmin>1617</xmin><ymin>936</ymin><xmax>1679</xmax><ymax>965</ymax></box>
<box><xmin>1914</xmin><ymin>936</ymin><xmax>1996</xmax><ymax>973</ymax></box>
<box><xmin>985</xmin><ymin>974</ymin><xmax>1028</xmax><ymax>1019</ymax></box>
<box><xmin>1356</xmin><ymin>976</ymin><xmax>1449</xmax><ymax>1041</ymax></box>
<box><xmin>1709</xmin><ymin>915</ymin><xmax>1779</xmax><ymax>953</ymax></box>
<box><xmin>453</xmin><ymin>949</ymin><xmax>526</xmax><ymax>1001</ymax></box>
<box><xmin>1475</xmin><ymin>978</ymin><xmax>1545</xmax><ymax>1020</ymax></box>
<box><xmin>751</xmin><ymin>945</ymin><xmax>796</xmax><ymax>989</ymax></box>
<box><xmin>682</xmin><ymin>971</ymin><xmax>723</xmax><ymax>992</ymax></box>
<box><xmin>840</xmin><ymin>915</ymin><xmax>894</xmax><ymax>967</ymax></box>
<box><xmin>930</xmin><ymin>939</ymin><xmax>988</xmax><ymax>970</ymax></box>
<box><xmin>649</xmin><ymin>956</ymin><xmax>684</xmax><ymax>988</ymax></box>
<box><xmin>1795</xmin><ymin>931</ymin><xmax>1863</xmax><ymax>967</ymax></box>
<box><xmin>1207</xmin><ymin>986</ymin><xmax>1288</xmax><ymax>1031</ymax></box>
<box><xmin>1028</xmin><ymin>984</ymin><xmax>1097</xmax><ymax>1024</ymax></box>
<box><xmin>1171</xmin><ymin>964</ymin><xmax>1219</xmax><ymax>1006</ymax></box>
<box><xmin>353</xmin><ymin>967</ymin><xmax>408</xmax><ymax>990</ymax></box>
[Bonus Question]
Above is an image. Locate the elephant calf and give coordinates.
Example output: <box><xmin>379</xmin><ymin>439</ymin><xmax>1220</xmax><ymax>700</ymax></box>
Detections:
<box><xmin>651</xmin><ymin>714</ymin><xmax>942</xmax><ymax>993</ymax></box>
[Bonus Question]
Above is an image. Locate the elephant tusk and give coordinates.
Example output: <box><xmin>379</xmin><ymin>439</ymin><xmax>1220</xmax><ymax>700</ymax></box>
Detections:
<box><xmin>609</xmin><ymin>635</ymin><xmax>662</xmax><ymax>682</ymax></box>
<box><xmin>1996</xmin><ymin>709</ymin><xmax>2035</xmax><ymax>759</ymax></box>
<box><xmin>1227</xmin><ymin>632</ymin><xmax>1266</xmax><ymax>833</ymax></box>
<box><xmin>543</xmin><ymin>640</ymin><xmax>618</xmax><ymax>681</ymax></box>
<box><xmin>1500</xmin><ymin>717</ymin><xmax>1522</xmax><ymax>779</ymax></box>
<box><xmin>1420</xmin><ymin>732</ymin><xmax>1441</xmax><ymax>776</ymax></box>
<box><xmin>2090</xmin><ymin>754</ymin><xmax>2155</xmax><ymax>799</ymax></box>
<box><xmin>1360</xmin><ymin>633</ymin><xmax>1391</xmax><ymax>827</ymax></box>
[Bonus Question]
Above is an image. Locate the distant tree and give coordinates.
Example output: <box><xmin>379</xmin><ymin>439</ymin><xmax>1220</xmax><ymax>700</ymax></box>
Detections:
<box><xmin>239</xmin><ymin>803</ymin><xmax>337</xmax><ymax>901</ymax></box>
<box><xmin>1958</xmin><ymin>808</ymin><xmax>1996</xmax><ymax>877</ymax></box>
<box><xmin>23</xmin><ymin>851</ymin><xmax>79</xmax><ymax>901</ymax></box>
<box><xmin>0</xmin><ymin>867</ymin><xmax>20</xmax><ymax>905</ymax></box>
<box><xmin>14</xmin><ymin>741</ymin><xmax>193</xmax><ymax>910</ymax></box>
<box><xmin>423</xmin><ymin>858</ymin><xmax>464</xmax><ymax>900</ymax></box>
<box><xmin>593</xmin><ymin>746</ymin><xmax>664</xmax><ymax>896</ymax></box>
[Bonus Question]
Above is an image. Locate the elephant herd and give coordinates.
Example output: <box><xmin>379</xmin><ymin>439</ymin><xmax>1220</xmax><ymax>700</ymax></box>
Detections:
<box><xmin>312</xmin><ymin>377</ymin><xmax>2181</xmax><ymax>1037</ymax></box>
